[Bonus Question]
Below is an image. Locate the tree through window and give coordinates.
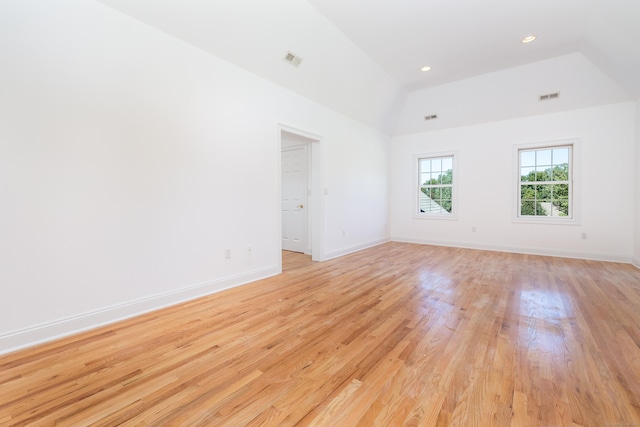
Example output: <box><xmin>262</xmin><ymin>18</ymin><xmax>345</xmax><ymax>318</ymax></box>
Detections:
<box><xmin>518</xmin><ymin>145</ymin><xmax>572</xmax><ymax>218</ymax></box>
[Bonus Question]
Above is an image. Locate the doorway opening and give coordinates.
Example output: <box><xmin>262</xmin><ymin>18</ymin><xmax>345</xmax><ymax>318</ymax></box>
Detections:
<box><xmin>281</xmin><ymin>143</ymin><xmax>308</xmax><ymax>254</ymax></box>
<box><xmin>278</xmin><ymin>125</ymin><xmax>323</xmax><ymax>272</ymax></box>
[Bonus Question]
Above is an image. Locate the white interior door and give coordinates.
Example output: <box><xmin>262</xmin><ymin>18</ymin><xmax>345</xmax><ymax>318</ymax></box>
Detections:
<box><xmin>281</xmin><ymin>146</ymin><xmax>308</xmax><ymax>253</ymax></box>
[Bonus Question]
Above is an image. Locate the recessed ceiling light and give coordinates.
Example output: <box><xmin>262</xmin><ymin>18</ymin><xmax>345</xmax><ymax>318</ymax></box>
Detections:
<box><xmin>521</xmin><ymin>35</ymin><xmax>537</xmax><ymax>44</ymax></box>
<box><xmin>421</xmin><ymin>66</ymin><xmax>431</xmax><ymax>72</ymax></box>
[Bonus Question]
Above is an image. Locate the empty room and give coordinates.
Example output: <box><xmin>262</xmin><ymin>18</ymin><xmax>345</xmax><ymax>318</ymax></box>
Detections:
<box><xmin>1</xmin><ymin>0</ymin><xmax>639</xmax><ymax>426</ymax></box>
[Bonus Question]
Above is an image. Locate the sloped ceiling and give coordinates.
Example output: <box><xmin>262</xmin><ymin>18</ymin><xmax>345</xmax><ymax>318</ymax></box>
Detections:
<box><xmin>395</xmin><ymin>52</ymin><xmax>631</xmax><ymax>135</ymax></box>
<box><xmin>96</xmin><ymin>0</ymin><xmax>639</xmax><ymax>135</ymax></box>
<box><xmin>307</xmin><ymin>0</ymin><xmax>640</xmax><ymax>96</ymax></box>
<box><xmin>95</xmin><ymin>0</ymin><xmax>407</xmax><ymax>134</ymax></box>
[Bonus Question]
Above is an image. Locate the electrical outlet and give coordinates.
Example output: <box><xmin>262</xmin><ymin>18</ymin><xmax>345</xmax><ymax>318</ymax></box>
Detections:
<box><xmin>472</xmin><ymin>226</ymin><xmax>477</xmax><ymax>232</ymax></box>
<box><xmin>248</xmin><ymin>245</ymin><xmax>253</xmax><ymax>255</ymax></box>
<box><xmin>225</xmin><ymin>248</ymin><xmax>231</xmax><ymax>259</ymax></box>
<box><xmin>581</xmin><ymin>233</ymin><xmax>588</xmax><ymax>240</ymax></box>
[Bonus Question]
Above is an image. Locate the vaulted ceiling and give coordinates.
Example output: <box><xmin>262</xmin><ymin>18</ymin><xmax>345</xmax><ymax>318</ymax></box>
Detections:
<box><xmin>307</xmin><ymin>0</ymin><xmax>640</xmax><ymax>95</ymax></box>
<box><xmin>96</xmin><ymin>0</ymin><xmax>639</xmax><ymax>135</ymax></box>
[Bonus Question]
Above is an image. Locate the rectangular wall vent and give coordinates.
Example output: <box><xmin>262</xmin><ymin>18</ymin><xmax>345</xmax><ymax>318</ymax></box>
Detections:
<box><xmin>283</xmin><ymin>51</ymin><xmax>302</xmax><ymax>67</ymax></box>
<box><xmin>424</xmin><ymin>114</ymin><xmax>438</xmax><ymax>121</ymax></box>
<box><xmin>539</xmin><ymin>92</ymin><xmax>560</xmax><ymax>101</ymax></box>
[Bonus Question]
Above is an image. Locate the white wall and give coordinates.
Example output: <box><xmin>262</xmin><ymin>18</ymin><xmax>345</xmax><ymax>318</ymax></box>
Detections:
<box><xmin>0</xmin><ymin>0</ymin><xmax>389</xmax><ymax>353</ymax></box>
<box><xmin>390</xmin><ymin>102</ymin><xmax>636</xmax><ymax>262</ymax></box>
<box><xmin>635</xmin><ymin>99</ymin><xmax>640</xmax><ymax>268</ymax></box>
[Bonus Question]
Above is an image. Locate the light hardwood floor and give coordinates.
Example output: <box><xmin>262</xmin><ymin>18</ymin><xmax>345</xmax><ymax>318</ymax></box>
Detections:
<box><xmin>1</xmin><ymin>242</ymin><xmax>639</xmax><ymax>426</ymax></box>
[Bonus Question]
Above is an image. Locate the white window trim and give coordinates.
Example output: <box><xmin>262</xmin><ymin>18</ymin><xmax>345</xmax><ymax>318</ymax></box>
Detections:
<box><xmin>413</xmin><ymin>151</ymin><xmax>458</xmax><ymax>220</ymax></box>
<box><xmin>512</xmin><ymin>139</ymin><xmax>581</xmax><ymax>225</ymax></box>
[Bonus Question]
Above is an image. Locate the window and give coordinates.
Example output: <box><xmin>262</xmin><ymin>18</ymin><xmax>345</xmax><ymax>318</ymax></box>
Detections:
<box><xmin>417</xmin><ymin>154</ymin><xmax>455</xmax><ymax>217</ymax></box>
<box><xmin>518</xmin><ymin>144</ymin><xmax>572</xmax><ymax>219</ymax></box>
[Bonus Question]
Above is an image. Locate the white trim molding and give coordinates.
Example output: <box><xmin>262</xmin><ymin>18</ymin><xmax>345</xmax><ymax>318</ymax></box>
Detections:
<box><xmin>391</xmin><ymin>236</ymin><xmax>633</xmax><ymax>264</ymax></box>
<box><xmin>632</xmin><ymin>256</ymin><xmax>640</xmax><ymax>270</ymax></box>
<box><xmin>277</xmin><ymin>123</ymin><xmax>325</xmax><ymax>262</ymax></box>
<box><xmin>0</xmin><ymin>265</ymin><xmax>279</xmax><ymax>356</ymax></box>
<box><xmin>512</xmin><ymin>138</ymin><xmax>581</xmax><ymax>225</ymax></box>
<box><xmin>323</xmin><ymin>238</ymin><xmax>390</xmax><ymax>261</ymax></box>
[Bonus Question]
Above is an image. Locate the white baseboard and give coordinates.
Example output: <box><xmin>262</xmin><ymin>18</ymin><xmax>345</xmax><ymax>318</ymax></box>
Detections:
<box><xmin>0</xmin><ymin>265</ymin><xmax>279</xmax><ymax>356</ymax></box>
<box><xmin>323</xmin><ymin>238</ymin><xmax>390</xmax><ymax>261</ymax></box>
<box><xmin>632</xmin><ymin>256</ymin><xmax>640</xmax><ymax>270</ymax></box>
<box><xmin>391</xmin><ymin>236</ymin><xmax>633</xmax><ymax>264</ymax></box>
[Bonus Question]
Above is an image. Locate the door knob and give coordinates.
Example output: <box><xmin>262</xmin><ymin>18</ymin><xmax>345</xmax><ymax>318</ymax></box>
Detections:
<box><xmin>297</xmin><ymin>204</ymin><xmax>304</xmax><ymax>209</ymax></box>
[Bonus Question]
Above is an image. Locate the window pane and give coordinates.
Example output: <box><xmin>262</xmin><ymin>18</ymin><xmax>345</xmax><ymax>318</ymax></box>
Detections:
<box><xmin>521</xmin><ymin>150</ymin><xmax>535</xmax><ymax>167</ymax></box>
<box><xmin>441</xmin><ymin>187</ymin><xmax>452</xmax><ymax>200</ymax></box>
<box><xmin>520</xmin><ymin>201</ymin><xmax>537</xmax><ymax>216</ymax></box>
<box><xmin>442</xmin><ymin>157</ymin><xmax>453</xmax><ymax>171</ymax></box>
<box><xmin>536</xmin><ymin>149</ymin><xmax>552</xmax><ymax>167</ymax></box>
<box><xmin>536</xmin><ymin>184</ymin><xmax>552</xmax><ymax>201</ymax></box>
<box><xmin>521</xmin><ymin>184</ymin><xmax>535</xmax><ymax>200</ymax></box>
<box><xmin>552</xmin><ymin>164</ymin><xmax>568</xmax><ymax>181</ymax></box>
<box><xmin>420</xmin><ymin>159</ymin><xmax>431</xmax><ymax>173</ymax></box>
<box><xmin>556</xmin><ymin>201</ymin><xmax>569</xmax><ymax>216</ymax></box>
<box><xmin>536</xmin><ymin>166</ymin><xmax>552</xmax><ymax>182</ymax></box>
<box><xmin>548</xmin><ymin>202</ymin><xmax>568</xmax><ymax>217</ymax></box>
<box><xmin>552</xmin><ymin>148</ymin><xmax>569</xmax><ymax>165</ymax></box>
<box><xmin>418</xmin><ymin>190</ymin><xmax>427</xmax><ymax>213</ymax></box>
<box><xmin>553</xmin><ymin>184</ymin><xmax>569</xmax><ymax>199</ymax></box>
<box><xmin>537</xmin><ymin>184</ymin><xmax>553</xmax><ymax>216</ymax></box>
<box><xmin>520</xmin><ymin>167</ymin><xmax>535</xmax><ymax>182</ymax></box>
<box><xmin>536</xmin><ymin>203</ymin><xmax>550</xmax><ymax>216</ymax></box>
<box><xmin>431</xmin><ymin>172</ymin><xmax>440</xmax><ymax>184</ymax></box>
<box><xmin>419</xmin><ymin>188</ymin><xmax>449</xmax><ymax>214</ymax></box>
<box><xmin>441</xmin><ymin>170</ymin><xmax>452</xmax><ymax>184</ymax></box>
<box><xmin>431</xmin><ymin>158</ymin><xmax>442</xmax><ymax>173</ymax></box>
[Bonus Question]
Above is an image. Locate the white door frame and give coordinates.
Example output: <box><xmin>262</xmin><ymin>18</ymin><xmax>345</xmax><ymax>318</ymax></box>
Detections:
<box><xmin>277</xmin><ymin>124</ymin><xmax>324</xmax><ymax>270</ymax></box>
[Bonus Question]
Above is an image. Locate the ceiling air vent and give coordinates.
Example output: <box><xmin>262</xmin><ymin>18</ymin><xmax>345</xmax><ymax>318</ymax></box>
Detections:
<box><xmin>283</xmin><ymin>51</ymin><xmax>302</xmax><ymax>67</ymax></box>
<box><xmin>424</xmin><ymin>114</ymin><xmax>438</xmax><ymax>121</ymax></box>
<box><xmin>539</xmin><ymin>92</ymin><xmax>560</xmax><ymax>101</ymax></box>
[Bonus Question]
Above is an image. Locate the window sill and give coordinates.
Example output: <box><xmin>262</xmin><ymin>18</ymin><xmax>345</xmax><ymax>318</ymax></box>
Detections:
<box><xmin>513</xmin><ymin>217</ymin><xmax>580</xmax><ymax>226</ymax></box>
<box><xmin>414</xmin><ymin>214</ymin><xmax>458</xmax><ymax>221</ymax></box>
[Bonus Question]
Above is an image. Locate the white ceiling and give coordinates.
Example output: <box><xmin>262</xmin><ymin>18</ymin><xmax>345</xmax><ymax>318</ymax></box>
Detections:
<box><xmin>306</xmin><ymin>0</ymin><xmax>640</xmax><ymax>95</ymax></box>
<box><xmin>95</xmin><ymin>0</ymin><xmax>639</xmax><ymax>134</ymax></box>
<box><xmin>96</xmin><ymin>0</ymin><xmax>407</xmax><ymax>133</ymax></box>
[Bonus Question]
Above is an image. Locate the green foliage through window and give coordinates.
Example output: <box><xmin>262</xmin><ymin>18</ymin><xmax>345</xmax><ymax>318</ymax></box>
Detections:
<box><xmin>519</xmin><ymin>146</ymin><xmax>571</xmax><ymax>218</ymax></box>
<box><xmin>418</xmin><ymin>156</ymin><xmax>453</xmax><ymax>214</ymax></box>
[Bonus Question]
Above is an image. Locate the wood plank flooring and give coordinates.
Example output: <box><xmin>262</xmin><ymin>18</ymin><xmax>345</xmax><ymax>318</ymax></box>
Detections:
<box><xmin>1</xmin><ymin>242</ymin><xmax>639</xmax><ymax>426</ymax></box>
